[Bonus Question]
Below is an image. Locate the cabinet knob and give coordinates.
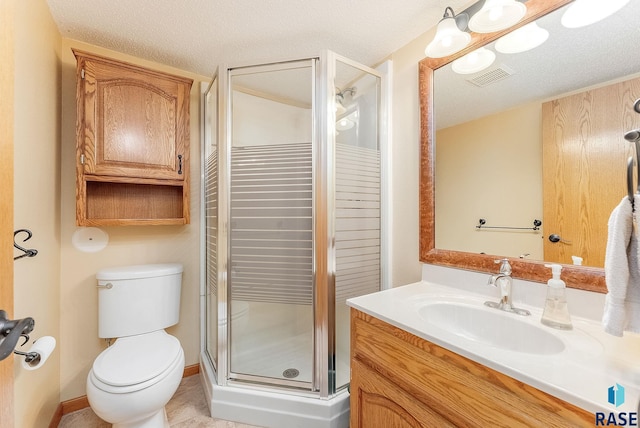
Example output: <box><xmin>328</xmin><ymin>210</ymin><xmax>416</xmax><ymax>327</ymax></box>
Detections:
<box><xmin>178</xmin><ymin>155</ymin><xmax>183</xmax><ymax>175</ymax></box>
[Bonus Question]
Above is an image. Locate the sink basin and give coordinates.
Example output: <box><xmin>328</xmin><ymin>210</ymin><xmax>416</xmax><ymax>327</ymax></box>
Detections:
<box><xmin>418</xmin><ymin>302</ymin><xmax>565</xmax><ymax>355</ymax></box>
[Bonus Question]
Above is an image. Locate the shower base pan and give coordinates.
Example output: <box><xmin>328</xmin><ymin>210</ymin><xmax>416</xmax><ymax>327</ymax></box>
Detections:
<box><xmin>200</xmin><ymin>356</ymin><xmax>350</xmax><ymax>428</ymax></box>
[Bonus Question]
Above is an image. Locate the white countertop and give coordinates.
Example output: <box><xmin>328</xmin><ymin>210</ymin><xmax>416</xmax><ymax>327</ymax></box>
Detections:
<box><xmin>347</xmin><ymin>280</ymin><xmax>640</xmax><ymax>415</ymax></box>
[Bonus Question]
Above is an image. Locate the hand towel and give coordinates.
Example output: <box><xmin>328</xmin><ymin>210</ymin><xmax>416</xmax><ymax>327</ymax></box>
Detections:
<box><xmin>603</xmin><ymin>195</ymin><xmax>640</xmax><ymax>336</ymax></box>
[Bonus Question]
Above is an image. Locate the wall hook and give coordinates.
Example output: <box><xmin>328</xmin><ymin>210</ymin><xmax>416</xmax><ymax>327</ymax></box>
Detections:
<box><xmin>13</xmin><ymin>229</ymin><xmax>38</xmax><ymax>261</ymax></box>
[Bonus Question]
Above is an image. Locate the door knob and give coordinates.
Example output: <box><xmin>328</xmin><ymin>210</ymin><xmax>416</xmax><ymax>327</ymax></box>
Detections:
<box><xmin>0</xmin><ymin>310</ymin><xmax>35</xmax><ymax>361</ymax></box>
<box><xmin>548</xmin><ymin>234</ymin><xmax>572</xmax><ymax>244</ymax></box>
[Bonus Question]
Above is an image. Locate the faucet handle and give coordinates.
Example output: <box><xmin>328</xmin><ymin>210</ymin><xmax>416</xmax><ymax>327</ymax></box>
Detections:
<box><xmin>494</xmin><ymin>258</ymin><xmax>512</xmax><ymax>275</ymax></box>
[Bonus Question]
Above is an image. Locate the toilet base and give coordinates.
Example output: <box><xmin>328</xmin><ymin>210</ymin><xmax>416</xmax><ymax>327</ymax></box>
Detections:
<box><xmin>113</xmin><ymin>408</ymin><xmax>169</xmax><ymax>428</ymax></box>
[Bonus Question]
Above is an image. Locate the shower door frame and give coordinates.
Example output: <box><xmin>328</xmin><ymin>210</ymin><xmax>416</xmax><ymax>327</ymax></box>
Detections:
<box><xmin>223</xmin><ymin>58</ymin><xmax>318</xmax><ymax>392</ymax></box>
<box><xmin>200</xmin><ymin>67</ymin><xmax>229</xmax><ymax>382</ymax></box>
<box><xmin>317</xmin><ymin>51</ymin><xmax>387</xmax><ymax>397</ymax></box>
<box><xmin>201</xmin><ymin>51</ymin><xmax>389</xmax><ymax>399</ymax></box>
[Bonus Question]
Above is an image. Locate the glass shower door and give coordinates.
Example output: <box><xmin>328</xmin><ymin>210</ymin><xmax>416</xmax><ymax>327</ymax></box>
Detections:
<box><xmin>227</xmin><ymin>60</ymin><xmax>315</xmax><ymax>388</ymax></box>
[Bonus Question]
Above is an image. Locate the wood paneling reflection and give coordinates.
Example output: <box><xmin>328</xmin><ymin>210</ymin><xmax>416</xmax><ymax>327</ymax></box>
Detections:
<box><xmin>543</xmin><ymin>77</ymin><xmax>640</xmax><ymax>267</ymax></box>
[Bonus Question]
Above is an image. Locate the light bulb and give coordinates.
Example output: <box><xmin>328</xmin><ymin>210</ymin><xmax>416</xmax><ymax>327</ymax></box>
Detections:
<box><xmin>489</xmin><ymin>5</ymin><xmax>503</xmax><ymax>22</ymax></box>
<box><xmin>561</xmin><ymin>0</ymin><xmax>630</xmax><ymax>28</ymax></box>
<box><xmin>451</xmin><ymin>47</ymin><xmax>496</xmax><ymax>75</ymax></box>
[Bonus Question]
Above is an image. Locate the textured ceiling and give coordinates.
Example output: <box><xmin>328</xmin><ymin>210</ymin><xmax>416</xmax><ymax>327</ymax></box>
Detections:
<box><xmin>46</xmin><ymin>0</ymin><xmax>638</xmax><ymax>129</ymax></box>
<box><xmin>46</xmin><ymin>0</ymin><xmax>472</xmax><ymax>77</ymax></box>
<box><xmin>435</xmin><ymin>1</ymin><xmax>640</xmax><ymax>129</ymax></box>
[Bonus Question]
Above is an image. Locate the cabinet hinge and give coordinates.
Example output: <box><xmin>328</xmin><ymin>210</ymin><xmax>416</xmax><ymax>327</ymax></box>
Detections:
<box><xmin>80</xmin><ymin>154</ymin><xmax>85</xmax><ymax>165</ymax></box>
<box><xmin>81</xmin><ymin>69</ymin><xmax>85</xmax><ymax>79</ymax></box>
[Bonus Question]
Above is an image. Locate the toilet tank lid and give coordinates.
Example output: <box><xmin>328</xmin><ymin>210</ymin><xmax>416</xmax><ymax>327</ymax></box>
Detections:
<box><xmin>96</xmin><ymin>263</ymin><xmax>183</xmax><ymax>281</ymax></box>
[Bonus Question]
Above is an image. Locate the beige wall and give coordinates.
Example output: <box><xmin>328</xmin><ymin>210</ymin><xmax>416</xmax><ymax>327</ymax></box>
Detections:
<box><xmin>8</xmin><ymin>4</ymin><xmax>212</xmax><ymax>415</ymax></box>
<box><xmin>12</xmin><ymin>1</ymin><xmax>62</xmax><ymax>427</ymax></box>
<box><xmin>59</xmin><ymin>40</ymin><xmax>210</xmax><ymax>400</ymax></box>
<box><xmin>385</xmin><ymin>27</ymin><xmax>439</xmax><ymax>287</ymax></box>
<box><xmin>435</xmin><ymin>102</ymin><xmax>543</xmax><ymax>259</ymax></box>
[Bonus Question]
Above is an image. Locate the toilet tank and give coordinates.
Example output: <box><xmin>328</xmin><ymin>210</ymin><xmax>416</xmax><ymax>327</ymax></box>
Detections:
<box><xmin>96</xmin><ymin>263</ymin><xmax>183</xmax><ymax>338</ymax></box>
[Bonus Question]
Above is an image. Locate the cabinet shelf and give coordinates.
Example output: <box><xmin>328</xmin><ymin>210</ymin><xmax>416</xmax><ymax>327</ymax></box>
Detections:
<box><xmin>78</xmin><ymin>181</ymin><xmax>187</xmax><ymax>226</ymax></box>
<box><xmin>84</xmin><ymin>174</ymin><xmax>186</xmax><ymax>187</ymax></box>
<box><xmin>81</xmin><ymin>218</ymin><xmax>187</xmax><ymax>227</ymax></box>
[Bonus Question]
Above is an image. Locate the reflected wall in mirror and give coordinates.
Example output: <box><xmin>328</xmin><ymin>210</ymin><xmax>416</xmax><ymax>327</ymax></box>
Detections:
<box><xmin>420</xmin><ymin>0</ymin><xmax>640</xmax><ymax>292</ymax></box>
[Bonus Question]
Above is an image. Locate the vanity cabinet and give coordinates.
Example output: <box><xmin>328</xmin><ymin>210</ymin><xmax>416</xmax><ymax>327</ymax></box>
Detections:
<box><xmin>73</xmin><ymin>50</ymin><xmax>193</xmax><ymax>226</ymax></box>
<box><xmin>350</xmin><ymin>309</ymin><xmax>593</xmax><ymax>427</ymax></box>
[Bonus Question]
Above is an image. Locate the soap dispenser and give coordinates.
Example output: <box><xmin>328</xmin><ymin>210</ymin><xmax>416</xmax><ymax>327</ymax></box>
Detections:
<box><xmin>541</xmin><ymin>264</ymin><xmax>573</xmax><ymax>330</ymax></box>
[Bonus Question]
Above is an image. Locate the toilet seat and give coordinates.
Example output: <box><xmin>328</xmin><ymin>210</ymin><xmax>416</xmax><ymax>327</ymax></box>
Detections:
<box><xmin>91</xmin><ymin>330</ymin><xmax>182</xmax><ymax>394</ymax></box>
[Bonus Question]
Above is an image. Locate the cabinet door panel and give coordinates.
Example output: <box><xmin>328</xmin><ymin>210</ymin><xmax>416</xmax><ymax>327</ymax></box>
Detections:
<box><xmin>100</xmin><ymin>82</ymin><xmax>175</xmax><ymax>171</ymax></box>
<box><xmin>81</xmin><ymin>57</ymin><xmax>188</xmax><ymax>180</ymax></box>
<box><xmin>351</xmin><ymin>360</ymin><xmax>455</xmax><ymax>428</ymax></box>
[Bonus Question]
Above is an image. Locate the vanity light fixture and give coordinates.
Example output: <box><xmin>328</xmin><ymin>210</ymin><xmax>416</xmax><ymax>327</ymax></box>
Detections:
<box><xmin>468</xmin><ymin>0</ymin><xmax>527</xmax><ymax>33</ymax></box>
<box><xmin>495</xmin><ymin>22</ymin><xmax>549</xmax><ymax>54</ymax></box>
<box><xmin>561</xmin><ymin>0</ymin><xmax>630</xmax><ymax>28</ymax></box>
<box><xmin>425</xmin><ymin>7</ymin><xmax>471</xmax><ymax>58</ymax></box>
<box><xmin>451</xmin><ymin>47</ymin><xmax>496</xmax><ymax>74</ymax></box>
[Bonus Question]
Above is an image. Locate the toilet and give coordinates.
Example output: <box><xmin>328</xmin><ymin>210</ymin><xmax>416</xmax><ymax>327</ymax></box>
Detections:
<box><xmin>86</xmin><ymin>263</ymin><xmax>185</xmax><ymax>428</ymax></box>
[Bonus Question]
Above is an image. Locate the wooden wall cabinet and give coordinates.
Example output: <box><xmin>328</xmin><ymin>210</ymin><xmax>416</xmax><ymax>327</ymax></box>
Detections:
<box><xmin>350</xmin><ymin>309</ymin><xmax>593</xmax><ymax>428</ymax></box>
<box><xmin>73</xmin><ymin>50</ymin><xmax>193</xmax><ymax>226</ymax></box>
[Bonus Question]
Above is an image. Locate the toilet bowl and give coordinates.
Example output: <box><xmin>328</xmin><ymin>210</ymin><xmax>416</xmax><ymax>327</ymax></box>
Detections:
<box><xmin>87</xmin><ymin>264</ymin><xmax>184</xmax><ymax>428</ymax></box>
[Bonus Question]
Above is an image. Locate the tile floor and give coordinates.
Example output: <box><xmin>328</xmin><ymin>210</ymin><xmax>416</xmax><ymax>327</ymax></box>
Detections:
<box><xmin>58</xmin><ymin>375</ymin><xmax>263</xmax><ymax>427</ymax></box>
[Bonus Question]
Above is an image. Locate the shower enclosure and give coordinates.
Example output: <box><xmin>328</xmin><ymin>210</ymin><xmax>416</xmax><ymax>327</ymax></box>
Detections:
<box><xmin>201</xmin><ymin>51</ymin><xmax>387</xmax><ymax>428</ymax></box>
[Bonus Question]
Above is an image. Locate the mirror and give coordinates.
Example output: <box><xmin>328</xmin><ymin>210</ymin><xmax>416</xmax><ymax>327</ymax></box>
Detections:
<box><xmin>419</xmin><ymin>0</ymin><xmax>640</xmax><ymax>292</ymax></box>
<box><xmin>432</xmin><ymin>0</ymin><xmax>640</xmax><ymax>270</ymax></box>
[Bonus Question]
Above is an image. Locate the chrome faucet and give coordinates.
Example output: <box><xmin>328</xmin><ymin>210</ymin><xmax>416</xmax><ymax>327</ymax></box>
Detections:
<box><xmin>485</xmin><ymin>259</ymin><xmax>530</xmax><ymax>316</ymax></box>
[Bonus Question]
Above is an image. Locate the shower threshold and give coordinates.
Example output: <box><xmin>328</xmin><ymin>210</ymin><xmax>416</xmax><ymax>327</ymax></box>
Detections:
<box><xmin>200</xmin><ymin>355</ymin><xmax>350</xmax><ymax>428</ymax></box>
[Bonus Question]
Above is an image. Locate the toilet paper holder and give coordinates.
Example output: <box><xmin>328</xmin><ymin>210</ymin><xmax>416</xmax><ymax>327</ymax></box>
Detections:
<box><xmin>0</xmin><ymin>309</ymin><xmax>38</xmax><ymax>363</ymax></box>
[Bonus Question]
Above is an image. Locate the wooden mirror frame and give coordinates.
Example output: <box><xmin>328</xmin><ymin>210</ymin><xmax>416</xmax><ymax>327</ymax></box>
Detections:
<box><xmin>419</xmin><ymin>0</ymin><xmax>605</xmax><ymax>293</ymax></box>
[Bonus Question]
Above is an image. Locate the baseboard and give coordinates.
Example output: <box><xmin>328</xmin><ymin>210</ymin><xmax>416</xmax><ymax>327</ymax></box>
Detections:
<box><xmin>50</xmin><ymin>363</ymin><xmax>200</xmax><ymax>427</ymax></box>
<box><xmin>48</xmin><ymin>395</ymin><xmax>88</xmax><ymax>427</ymax></box>
<box><xmin>61</xmin><ymin>395</ymin><xmax>90</xmax><ymax>415</ymax></box>
<box><xmin>48</xmin><ymin>403</ymin><xmax>63</xmax><ymax>428</ymax></box>
<box><xmin>183</xmin><ymin>363</ymin><xmax>199</xmax><ymax>378</ymax></box>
